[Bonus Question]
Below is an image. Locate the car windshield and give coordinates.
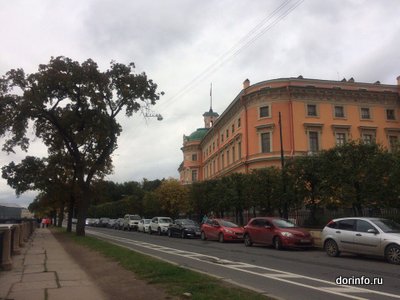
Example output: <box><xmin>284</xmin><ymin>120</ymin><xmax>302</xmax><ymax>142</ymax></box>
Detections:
<box><xmin>181</xmin><ymin>219</ymin><xmax>197</xmax><ymax>226</ymax></box>
<box><xmin>272</xmin><ymin>219</ymin><xmax>297</xmax><ymax>228</ymax></box>
<box><xmin>144</xmin><ymin>219</ymin><xmax>151</xmax><ymax>224</ymax></box>
<box><xmin>219</xmin><ymin>220</ymin><xmax>239</xmax><ymax>228</ymax></box>
<box><xmin>160</xmin><ymin>218</ymin><xmax>172</xmax><ymax>223</ymax></box>
<box><xmin>130</xmin><ymin>215</ymin><xmax>141</xmax><ymax>220</ymax></box>
<box><xmin>371</xmin><ymin>219</ymin><xmax>400</xmax><ymax>233</ymax></box>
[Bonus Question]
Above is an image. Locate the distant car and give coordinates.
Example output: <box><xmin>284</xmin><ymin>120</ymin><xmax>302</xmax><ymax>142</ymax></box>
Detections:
<box><xmin>113</xmin><ymin>218</ymin><xmax>124</xmax><ymax>230</ymax></box>
<box><xmin>322</xmin><ymin>217</ymin><xmax>400</xmax><ymax>264</ymax></box>
<box><xmin>243</xmin><ymin>217</ymin><xmax>313</xmax><ymax>250</ymax></box>
<box><xmin>92</xmin><ymin>218</ymin><xmax>100</xmax><ymax>227</ymax></box>
<box><xmin>85</xmin><ymin>218</ymin><xmax>96</xmax><ymax>226</ymax></box>
<box><xmin>123</xmin><ymin>214</ymin><xmax>141</xmax><ymax>231</ymax></box>
<box><xmin>168</xmin><ymin>219</ymin><xmax>201</xmax><ymax>238</ymax></box>
<box><xmin>149</xmin><ymin>217</ymin><xmax>173</xmax><ymax>235</ymax></box>
<box><xmin>201</xmin><ymin>219</ymin><xmax>244</xmax><ymax>242</ymax></box>
<box><xmin>138</xmin><ymin>219</ymin><xmax>151</xmax><ymax>233</ymax></box>
<box><xmin>98</xmin><ymin>217</ymin><xmax>110</xmax><ymax>227</ymax></box>
<box><xmin>107</xmin><ymin>219</ymin><xmax>117</xmax><ymax>228</ymax></box>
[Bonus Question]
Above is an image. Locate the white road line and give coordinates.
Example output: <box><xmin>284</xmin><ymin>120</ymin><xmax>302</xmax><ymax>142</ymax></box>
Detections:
<box><xmin>87</xmin><ymin>230</ymin><xmax>400</xmax><ymax>299</ymax></box>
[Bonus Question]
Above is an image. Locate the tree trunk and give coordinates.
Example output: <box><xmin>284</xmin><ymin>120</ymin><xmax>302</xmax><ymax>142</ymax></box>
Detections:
<box><xmin>66</xmin><ymin>193</ymin><xmax>75</xmax><ymax>232</ymax></box>
<box><xmin>75</xmin><ymin>184</ymin><xmax>91</xmax><ymax>236</ymax></box>
<box><xmin>57</xmin><ymin>199</ymin><xmax>65</xmax><ymax>227</ymax></box>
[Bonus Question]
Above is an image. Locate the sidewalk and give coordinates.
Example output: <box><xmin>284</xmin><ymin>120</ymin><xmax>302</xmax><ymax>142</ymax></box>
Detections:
<box><xmin>0</xmin><ymin>227</ymin><xmax>107</xmax><ymax>300</ymax></box>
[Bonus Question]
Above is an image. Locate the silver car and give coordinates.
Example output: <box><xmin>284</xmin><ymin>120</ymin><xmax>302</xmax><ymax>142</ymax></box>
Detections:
<box><xmin>322</xmin><ymin>217</ymin><xmax>400</xmax><ymax>264</ymax></box>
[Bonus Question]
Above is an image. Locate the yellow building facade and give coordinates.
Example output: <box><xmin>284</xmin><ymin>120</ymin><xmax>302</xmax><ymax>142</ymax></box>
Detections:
<box><xmin>179</xmin><ymin>76</ymin><xmax>400</xmax><ymax>184</ymax></box>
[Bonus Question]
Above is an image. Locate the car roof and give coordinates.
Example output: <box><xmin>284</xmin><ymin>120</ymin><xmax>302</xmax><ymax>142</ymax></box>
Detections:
<box><xmin>329</xmin><ymin>217</ymin><xmax>388</xmax><ymax>223</ymax></box>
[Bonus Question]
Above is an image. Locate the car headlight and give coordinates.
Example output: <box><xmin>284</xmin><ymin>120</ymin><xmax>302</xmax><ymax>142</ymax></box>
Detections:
<box><xmin>281</xmin><ymin>232</ymin><xmax>294</xmax><ymax>237</ymax></box>
<box><xmin>224</xmin><ymin>229</ymin><xmax>234</xmax><ymax>234</ymax></box>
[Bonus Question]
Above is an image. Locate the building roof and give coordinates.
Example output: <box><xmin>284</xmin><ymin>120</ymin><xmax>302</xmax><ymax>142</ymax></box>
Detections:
<box><xmin>186</xmin><ymin>128</ymin><xmax>209</xmax><ymax>141</ymax></box>
<box><xmin>202</xmin><ymin>108</ymin><xmax>219</xmax><ymax>117</ymax></box>
<box><xmin>0</xmin><ymin>203</ymin><xmax>23</xmax><ymax>208</ymax></box>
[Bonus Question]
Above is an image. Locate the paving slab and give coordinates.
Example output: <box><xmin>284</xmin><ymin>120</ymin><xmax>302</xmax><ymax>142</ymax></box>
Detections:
<box><xmin>0</xmin><ymin>228</ymin><xmax>108</xmax><ymax>300</ymax></box>
<box><xmin>47</xmin><ymin>286</ymin><xmax>107</xmax><ymax>300</ymax></box>
<box><xmin>7</xmin><ymin>289</ymin><xmax>45</xmax><ymax>300</ymax></box>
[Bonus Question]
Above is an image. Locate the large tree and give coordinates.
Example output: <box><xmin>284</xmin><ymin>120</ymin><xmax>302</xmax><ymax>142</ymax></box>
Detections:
<box><xmin>0</xmin><ymin>56</ymin><xmax>163</xmax><ymax>235</ymax></box>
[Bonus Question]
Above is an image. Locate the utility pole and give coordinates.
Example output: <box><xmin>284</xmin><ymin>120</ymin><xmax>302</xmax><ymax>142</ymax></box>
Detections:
<box><xmin>279</xmin><ymin>112</ymin><xmax>288</xmax><ymax>219</ymax></box>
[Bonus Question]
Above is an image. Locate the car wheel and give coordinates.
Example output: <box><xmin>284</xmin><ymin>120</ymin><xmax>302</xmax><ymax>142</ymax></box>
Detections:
<box><xmin>168</xmin><ymin>229</ymin><xmax>172</xmax><ymax>237</ymax></box>
<box><xmin>325</xmin><ymin>239</ymin><xmax>340</xmax><ymax>257</ymax></box>
<box><xmin>149</xmin><ymin>228</ymin><xmax>152</xmax><ymax>235</ymax></box>
<box><xmin>181</xmin><ymin>230</ymin><xmax>185</xmax><ymax>239</ymax></box>
<box><xmin>273</xmin><ymin>236</ymin><xmax>282</xmax><ymax>250</ymax></box>
<box><xmin>218</xmin><ymin>233</ymin><xmax>224</xmax><ymax>243</ymax></box>
<box><xmin>158</xmin><ymin>227</ymin><xmax>162</xmax><ymax>235</ymax></box>
<box><xmin>201</xmin><ymin>231</ymin><xmax>207</xmax><ymax>240</ymax></box>
<box><xmin>385</xmin><ymin>244</ymin><xmax>400</xmax><ymax>264</ymax></box>
<box><xmin>244</xmin><ymin>234</ymin><xmax>253</xmax><ymax>247</ymax></box>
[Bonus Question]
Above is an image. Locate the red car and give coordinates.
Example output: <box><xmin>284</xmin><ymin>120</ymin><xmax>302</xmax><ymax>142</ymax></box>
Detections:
<box><xmin>201</xmin><ymin>218</ymin><xmax>244</xmax><ymax>242</ymax></box>
<box><xmin>244</xmin><ymin>217</ymin><xmax>313</xmax><ymax>250</ymax></box>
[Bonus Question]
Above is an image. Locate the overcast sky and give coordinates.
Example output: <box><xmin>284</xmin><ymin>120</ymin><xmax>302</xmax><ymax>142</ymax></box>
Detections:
<box><xmin>1</xmin><ymin>0</ymin><xmax>399</xmax><ymax>207</ymax></box>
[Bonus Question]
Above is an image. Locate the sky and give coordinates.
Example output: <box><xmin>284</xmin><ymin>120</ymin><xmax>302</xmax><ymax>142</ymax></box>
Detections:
<box><xmin>0</xmin><ymin>0</ymin><xmax>399</xmax><ymax>207</ymax></box>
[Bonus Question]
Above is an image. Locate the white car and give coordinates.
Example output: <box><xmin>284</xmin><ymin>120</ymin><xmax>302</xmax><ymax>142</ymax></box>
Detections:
<box><xmin>322</xmin><ymin>217</ymin><xmax>400</xmax><ymax>264</ymax></box>
<box><xmin>138</xmin><ymin>219</ymin><xmax>151</xmax><ymax>232</ymax></box>
<box><xmin>123</xmin><ymin>214</ymin><xmax>141</xmax><ymax>231</ymax></box>
<box><xmin>149</xmin><ymin>217</ymin><xmax>173</xmax><ymax>235</ymax></box>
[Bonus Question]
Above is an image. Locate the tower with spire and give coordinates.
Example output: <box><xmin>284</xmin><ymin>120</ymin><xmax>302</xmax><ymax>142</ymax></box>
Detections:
<box><xmin>202</xmin><ymin>83</ymin><xmax>219</xmax><ymax>128</ymax></box>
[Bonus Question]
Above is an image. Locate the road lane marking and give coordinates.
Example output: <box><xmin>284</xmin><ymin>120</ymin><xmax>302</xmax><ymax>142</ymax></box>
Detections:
<box><xmin>87</xmin><ymin>229</ymin><xmax>400</xmax><ymax>299</ymax></box>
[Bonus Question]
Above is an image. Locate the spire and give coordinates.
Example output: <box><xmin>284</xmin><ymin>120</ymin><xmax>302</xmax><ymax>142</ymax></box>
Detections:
<box><xmin>203</xmin><ymin>83</ymin><xmax>219</xmax><ymax>128</ymax></box>
<box><xmin>210</xmin><ymin>82</ymin><xmax>213</xmax><ymax>111</ymax></box>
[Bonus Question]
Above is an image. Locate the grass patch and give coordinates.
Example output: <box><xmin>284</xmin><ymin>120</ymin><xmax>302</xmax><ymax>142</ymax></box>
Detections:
<box><xmin>61</xmin><ymin>229</ymin><xmax>269</xmax><ymax>300</ymax></box>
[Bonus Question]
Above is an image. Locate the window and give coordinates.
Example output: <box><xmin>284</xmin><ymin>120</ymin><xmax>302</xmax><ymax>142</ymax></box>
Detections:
<box><xmin>191</xmin><ymin>170</ymin><xmax>198</xmax><ymax>182</ymax></box>
<box><xmin>221</xmin><ymin>134</ymin><xmax>224</xmax><ymax>142</ymax></box>
<box><xmin>238</xmin><ymin>118</ymin><xmax>241</xmax><ymax>128</ymax></box>
<box><xmin>226</xmin><ymin>129</ymin><xmax>229</xmax><ymax>138</ymax></box>
<box><xmin>212</xmin><ymin>142</ymin><xmax>215</xmax><ymax>151</ymax></box>
<box><xmin>191</xmin><ymin>154</ymin><xmax>197</xmax><ymax>161</ymax></box>
<box><xmin>227</xmin><ymin>150</ymin><xmax>230</xmax><ymax>164</ymax></box>
<box><xmin>360</xmin><ymin>107</ymin><xmax>371</xmax><ymax>119</ymax></box>
<box><xmin>334</xmin><ymin>105</ymin><xmax>345</xmax><ymax>118</ymax></box>
<box><xmin>259</xmin><ymin>106</ymin><xmax>270</xmax><ymax>118</ymax></box>
<box><xmin>362</xmin><ymin>133</ymin><xmax>373</xmax><ymax>144</ymax></box>
<box><xmin>232</xmin><ymin>124</ymin><xmax>235</xmax><ymax>133</ymax></box>
<box><xmin>335</xmin><ymin>132</ymin><xmax>346</xmax><ymax>146</ymax></box>
<box><xmin>386</xmin><ymin>109</ymin><xmax>396</xmax><ymax>120</ymax></box>
<box><xmin>261</xmin><ymin>132</ymin><xmax>271</xmax><ymax>153</ymax></box>
<box><xmin>338</xmin><ymin>219</ymin><xmax>355</xmax><ymax>231</ymax></box>
<box><xmin>232</xmin><ymin>146</ymin><xmax>235</xmax><ymax>162</ymax></box>
<box><xmin>307</xmin><ymin>104</ymin><xmax>318</xmax><ymax>117</ymax></box>
<box><xmin>389</xmin><ymin>135</ymin><xmax>399</xmax><ymax>152</ymax></box>
<box><xmin>308</xmin><ymin>131</ymin><xmax>319</xmax><ymax>152</ymax></box>
<box><xmin>238</xmin><ymin>142</ymin><xmax>242</xmax><ymax>159</ymax></box>
<box><xmin>356</xmin><ymin>220</ymin><xmax>376</xmax><ymax>233</ymax></box>
<box><xmin>221</xmin><ymin>154</ymin><xmax>225</xmax><ymax>168</ymax></box>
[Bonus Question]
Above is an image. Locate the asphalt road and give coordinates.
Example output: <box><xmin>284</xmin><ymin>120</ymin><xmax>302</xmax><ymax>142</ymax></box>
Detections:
<box><xmin>85</xmin><ymin>226</ymin><xmax>400</xmax><ymax>300</ymax></box>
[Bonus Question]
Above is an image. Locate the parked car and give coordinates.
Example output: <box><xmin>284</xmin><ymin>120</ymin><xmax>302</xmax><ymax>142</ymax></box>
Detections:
<box><xmin>138</xmin><ymin>219</ymin><xmax>151</xmax><ymax>233</ymax></box>
<box><xmin>201</xmin><ymin>219</ymin><xmax>244</xmax><ymax>242</ymax></box>
<box><xmin>113</xmin><ymin>218</ymin><xmax>124</xmax><ymax>230</ymax></box>
<box><xmin>149</xmin><ymin>217</ymin><xmax>173</xmax><ymax>235</ymax></box>
<box><xmin>98</xmin><ymin>217</ymin><xmax>110</xmax><ymax>227</ymax></box>
<box><xmin>322</xmin><ymin>217</ymin><xmax>400</xmax><ymax>264</ymax></box>
<box><xmin>106</xmin><ymin>219</ymin><xmax>117</xmax><ymax>228</ymax></box>
<box><xmin>168</xmin><ymin>219</ymin><xmax>201</xmax><ymax>238</ymax></box>
<box><xmin>85</xmin><ymin>218</ymin><xmax>97</xmax><ymax>226</ymax></box>
<box><xmin>243</xmin><ymin>217</ymin><xmax>313</xmax><ymax>250</ymax></box>
<box><xmin>123</xmin><ymin>214</ymin><xmax>141</xmax><ymax>231</ymax></box>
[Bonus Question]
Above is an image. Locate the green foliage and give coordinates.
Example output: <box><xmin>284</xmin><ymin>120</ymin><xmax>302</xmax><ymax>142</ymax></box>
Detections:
<box><xmin>63</xmin><ymin>230</ymin><xmax>268</xmax><ymax>300</ymax></box>
<box><xmin>0</xmin><ymin>57</ymin><xmax>163</xmax><ymax>235</ymax></box>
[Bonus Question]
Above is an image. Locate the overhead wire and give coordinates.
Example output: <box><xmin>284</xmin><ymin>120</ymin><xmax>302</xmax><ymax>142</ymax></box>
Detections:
<box><xmin>156</xmin><ymin>0</ymin><xmax>304</xmax><ymax>114</ymax></box>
